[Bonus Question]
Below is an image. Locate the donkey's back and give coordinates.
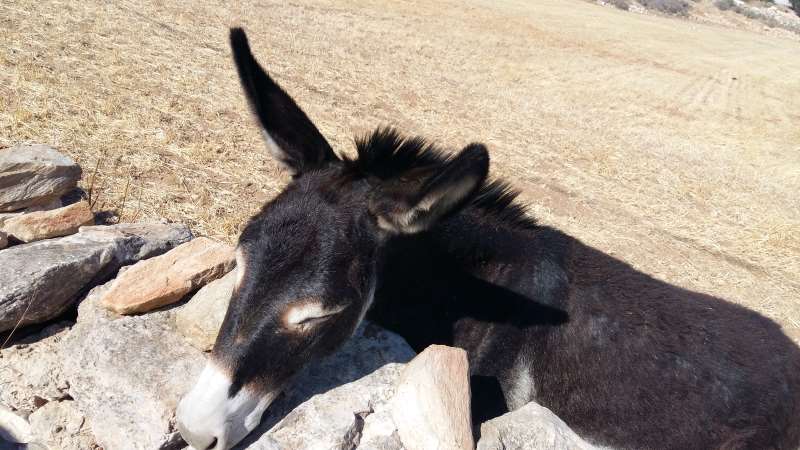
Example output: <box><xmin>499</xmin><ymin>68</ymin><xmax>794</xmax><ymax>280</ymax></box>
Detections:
<box><xmin>374</xmin><ymin>216</ymin><xmax>800</xmax><ymax>450</ymax></box>
<box><xmin>548</xmin><ymin>237</ymin><xmax>800</xmax><ymax>449</ymax></box>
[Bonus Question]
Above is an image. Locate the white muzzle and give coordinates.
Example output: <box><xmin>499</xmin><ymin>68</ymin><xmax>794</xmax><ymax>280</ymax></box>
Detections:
<box><xmin>176</xmin><ymin>363</ymin><xmax>278</xmax><ymax>450</ymax></box>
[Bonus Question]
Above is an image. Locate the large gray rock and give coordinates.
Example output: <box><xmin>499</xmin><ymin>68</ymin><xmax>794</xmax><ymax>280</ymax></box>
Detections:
<box><xmin>236</xmin><ymin>322</ymin><xmax>415</xmax><ymax>450</ymax></box>
<box><xmin>62</xmin><ymin>281</ymin><xmax>205</xmax><ymax>450</ymax></box>
<box><xmin>0</xmin><ymin>222</ymin><xmax>192</xmax><ymax>332</ymax></box>
<box><xmin>175</xmin><ymin>268</ymin><xmax>238</xmax><ymax>351</ymax></box>
<box><xmin>0</xmin><ymin>322</ymin><xmax>96</xmax><ymax>450</ymax></box>
<box><xmin>0</xmin><ymin>145</ymin><xmax>81</xmax><ymax>212</ymax></box>
<box><xmin>477</xmin><ymin>402</ymin><xmax>605</xmax><ymax>450</ymax></box>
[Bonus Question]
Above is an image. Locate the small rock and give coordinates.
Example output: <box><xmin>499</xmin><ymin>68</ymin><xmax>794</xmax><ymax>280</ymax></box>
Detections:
<box><xmin>0</xmin><ymin>231</ymin><xmax>7</xmax><ymax>250</ymax></box>
<box><xmin>238</xmin><ymin>322</ymin><xmax>415</xmax><ymax>450</ymax></box>
<box><xmin>175</xmin><ymin>268</ymin><xmax>238</xmax><ymax>351</ymax></box>
<box><xmin>32</xmin><ymin>397</ymin><xmax>48</xmax><ymax>409</ymax></box>
<box><xmin>0</xmin><ymin>144</ymin><xmax>81</xmax><ymax>212</ymax></box>
<box><xmin>99</xmin><ymin>237</ymin><xmax>234</xmax><ymax>314</ymax></box>
<box><xmin>0</xmin><ymin>404</ymin><xmax>31</xmax><ymax>444</ymax></box>
<box><xmin>0</xmin><ymin>222</ymin><xmax>192</xmax><ymax>332</ymax></box>
<box><xmin>391</xmin><ymin>345</ymin><xmax>473</xmax><ymax>450</ymax></box>
<box><xmin>1</xmin><ymin>201</ymin><xmax>94</xmax><ymax>243</ymax></box>
<box><xmin>63</xmin><ymin>281</ymin><xmax>206</xmax><ymax>450</ymax></box>
<box><xmin>477</xmin><ymin>402</ymin><xmax>603</xmax><ymax>450</ymax></box>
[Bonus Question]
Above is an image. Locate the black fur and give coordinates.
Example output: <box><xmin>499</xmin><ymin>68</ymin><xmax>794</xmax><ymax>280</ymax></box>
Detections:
<box><xmin>230</xmin><ymin>28</ymin><xmax>337</xmax><ymax>174</ymax></box>
<box><xmin>214</xmin><ymin>28</ymin><xmax>800</xmax><ymax>450</ymax></box>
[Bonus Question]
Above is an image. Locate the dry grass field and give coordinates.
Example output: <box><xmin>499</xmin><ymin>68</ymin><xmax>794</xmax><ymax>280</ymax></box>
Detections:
<box><xmin>2</xmin><ymin>0</ymin><xmax>799</xmax><ymax>341</ymax></box>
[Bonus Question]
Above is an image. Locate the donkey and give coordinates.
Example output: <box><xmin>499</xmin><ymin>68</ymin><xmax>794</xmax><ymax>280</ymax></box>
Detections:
<box><xmin>176</xmin><ymin>28</ymin><xmax>800</xmax><ymax>450</ymax></box>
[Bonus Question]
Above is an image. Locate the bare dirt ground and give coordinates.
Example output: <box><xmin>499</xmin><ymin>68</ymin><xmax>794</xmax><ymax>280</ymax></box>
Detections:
<box><xmin>2</xmin><ymin>0</ymin><xmax>799</xmax><ymax>341</ymax></box>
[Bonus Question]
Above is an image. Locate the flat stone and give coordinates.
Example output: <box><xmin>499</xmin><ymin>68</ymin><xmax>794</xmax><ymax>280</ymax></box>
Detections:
<box><xmin>237</xmin><ymin>322</ymin><xmax>416</xmax><ymax>450</ymax></box>
<box><xmin>175</xmin><ymin>268</ymin><xmax>238</xmax><ymax>351</ymax></box>
<box><xmin>99</xmin><ymin>237</ymin><xmax>235</xmax><ymax>315</ymax></box>
<box><xmin>1</xmin><ymin>201</ymin><xmax>94</xmax><ymax>243</ymax></box>
<box><xmin>477</xmin><ymin>402</ymin><xmax>605</xmax><ymax>450</ymax></box>
<box><xmin>391</xmin><ymin>345</ymin><xmax>473</xmax><ymax>450</ymax></box>
<box><xmin>0</xmin><ymin>223</ymin><xmax>192</xmax><ymax>332</ymax></box>
<box><xmin>0</xmin><ymin>198</ymin><xmax>63</xmax><ymax>229</ymax></box>
<box><xmin>0</xmin><ymin>144</ymin><xmax>81</xmax><ymax>212</ymax></box>
<box><xmin>62</xmin><ymin>281</ymin><xmax>206</xmax><ymax>450</ymax></box>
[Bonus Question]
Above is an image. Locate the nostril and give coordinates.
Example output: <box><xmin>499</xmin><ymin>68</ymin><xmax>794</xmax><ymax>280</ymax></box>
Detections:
<box><xmin>205</xmin><ymin>437</ymin><xmax>218</xmax><ymax>450</ymax></box>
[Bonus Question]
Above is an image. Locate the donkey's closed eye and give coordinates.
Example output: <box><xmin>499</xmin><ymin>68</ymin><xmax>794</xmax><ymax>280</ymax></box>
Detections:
<box><xmin>284</xmin><ymin>302</ymin><xmax>346</xmax><ymax>329</ymax></box>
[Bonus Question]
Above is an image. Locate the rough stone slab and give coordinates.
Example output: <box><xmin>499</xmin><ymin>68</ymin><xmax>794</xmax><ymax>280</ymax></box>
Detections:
<box><xmin>100</xmin><ymin>237</ymin><xmax>235</xmax><ymax>315</ymax></box>
<box><xmin>0</xmin><ymin>223</ymin><xmax>192</xmax><ymax>332</ymax></box>
<box><xmin>175</xmin><ymin>268</ymin><xmax>238</xmax><ymax>351</ymax></box>
<box><xmin>29</xmin><ymin>400</ymin><xmax>97</xmax><ymax>450</ymax></box>
<box><xmin>1</xmin><ymin>200</ymin><xmax>94</xmax><ymax>242</ymax></box>
<box><xmin>236</xmin><ymin>323</ymin><xmax>415</xmax><ymax>450</ymax></box>
<box><xmin>477</xmin><ymin>402</ymin><xmax>605</xmax><ymax>450</ymax></box>
<box><xmin>0</xmin><ymin>144</ymin><xmax>81</xmax><ymax>212</ymax></box>
<box><xmin>63</xmin><ymin>281</ymin><xmax>205</xmax><ymax>450</ymax></box>
<box><xmin>392</xmin><ymin>345</ymin><xmax>473</xmax><ymax>450</ymax></box>
<box><xmin>0</xmin><ymin>322</ymin><xmax>72</xmax><ymax>416</ymax></box>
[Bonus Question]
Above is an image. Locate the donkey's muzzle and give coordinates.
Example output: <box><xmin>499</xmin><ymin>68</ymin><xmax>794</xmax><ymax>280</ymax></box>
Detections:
<box><xmin>176</xmin><ymin>363</ymin><xmax>278</xmax><ymax>450</ymax></box>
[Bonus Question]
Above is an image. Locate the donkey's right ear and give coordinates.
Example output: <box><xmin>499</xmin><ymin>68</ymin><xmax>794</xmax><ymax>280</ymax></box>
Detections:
<box><xmin>230</xmin><ymin>28</ymin><xmax>338</xmax><ymax>176</ymax></box>
<box><xmin>371</xmin><ymin>143</ymin><xmax>490</xmax><ymax>234</ymax></box>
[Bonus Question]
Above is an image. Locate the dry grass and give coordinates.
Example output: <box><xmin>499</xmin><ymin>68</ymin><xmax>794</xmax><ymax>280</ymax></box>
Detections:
<box><xmin>1</xmin><ymin>0</ymin><xmax>799</xmax><ymax>340</ymax></box>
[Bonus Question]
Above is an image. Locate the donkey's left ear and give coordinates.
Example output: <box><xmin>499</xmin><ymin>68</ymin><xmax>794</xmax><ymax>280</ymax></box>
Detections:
<box><xmin>230</xmin><ymin>28</ymin><xmax>338</xmax><ymax>175</ymax></box>
<box><xmin>372</xmin><ymin>143</ymin><xmax>489</xmax><ymax>234</ymax></box>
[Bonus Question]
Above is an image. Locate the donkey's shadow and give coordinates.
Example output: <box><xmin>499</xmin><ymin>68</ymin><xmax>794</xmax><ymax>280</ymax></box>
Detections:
<box><xmin>233</xmin><ymin>321</ymin><xmax>415</xmax><ymax>448</ymax></box>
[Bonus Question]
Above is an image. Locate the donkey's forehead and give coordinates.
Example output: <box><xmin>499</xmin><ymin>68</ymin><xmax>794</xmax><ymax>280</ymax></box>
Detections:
<box><xmin>241</xmin><ymin>176</ymin><xmax>369</xmax><ymax>242</ymax></box>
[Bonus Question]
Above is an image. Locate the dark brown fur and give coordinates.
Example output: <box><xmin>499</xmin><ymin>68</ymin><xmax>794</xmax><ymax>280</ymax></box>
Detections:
<box><xmin>214</xmin><ymin>28</ymin><xmax>800</xmax><ymax>450</ymax></box>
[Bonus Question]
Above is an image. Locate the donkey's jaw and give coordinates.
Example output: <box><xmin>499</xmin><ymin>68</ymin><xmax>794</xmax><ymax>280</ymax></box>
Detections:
<box><xmin>177</xmin><ymin>363</ymin><xmax>278</xmax><ymax>450</ymax></box>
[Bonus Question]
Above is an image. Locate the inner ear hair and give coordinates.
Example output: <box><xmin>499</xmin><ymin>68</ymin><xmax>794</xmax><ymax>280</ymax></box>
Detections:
<box><xmin>374</xmin><ymin>143</ymin><xmax>490</xmax><ymax>234</ymax></box>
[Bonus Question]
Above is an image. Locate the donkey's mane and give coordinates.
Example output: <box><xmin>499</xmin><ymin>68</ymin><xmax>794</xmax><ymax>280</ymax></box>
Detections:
<box><xmin>345</xmin><ymin>127</ymin><xmax>538</xmax><ymax>230</ymax></box>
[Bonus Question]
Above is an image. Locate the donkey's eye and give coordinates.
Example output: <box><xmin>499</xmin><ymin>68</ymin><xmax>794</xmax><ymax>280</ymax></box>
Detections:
<box><xmin>284</xmin><ymin>302</ymin><xmax>345</xmax><ymax>329</ymax></box>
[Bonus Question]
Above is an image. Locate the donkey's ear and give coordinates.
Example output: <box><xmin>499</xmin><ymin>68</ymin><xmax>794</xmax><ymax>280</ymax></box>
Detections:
<box><xmin>372</xmin><ymin>143</ymin><xmax>489</xmax><ymax>234</ymax></box>
<box><xmin>230</xmin><ymin>28</ymin><xmax>337</xmax><ymax>175</ymax></box>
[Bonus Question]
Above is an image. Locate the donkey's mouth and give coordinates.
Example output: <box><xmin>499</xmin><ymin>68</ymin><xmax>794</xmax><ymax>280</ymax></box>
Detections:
<box><xmin>177</xmin><ymin>363</ymin><xmax>280</xmax><ymax>450</ymax></box>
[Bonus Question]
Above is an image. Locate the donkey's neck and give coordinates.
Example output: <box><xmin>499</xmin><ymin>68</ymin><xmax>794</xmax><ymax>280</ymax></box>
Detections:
<box><xmin>435</xmin><ymin>210</ymin><xmax>570</xmax><ymax>305</ymax></box>
<box><xmin>369</xmin><ymin>207</ymin><xmax>571</xmax><ymax>352</ymax></box>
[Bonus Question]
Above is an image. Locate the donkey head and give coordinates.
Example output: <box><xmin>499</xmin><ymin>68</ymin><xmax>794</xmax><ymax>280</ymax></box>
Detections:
<box><xmin>176</xmin><ymin>28</ymin><xmax>489</xmax><ymax>450</ymax></box>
